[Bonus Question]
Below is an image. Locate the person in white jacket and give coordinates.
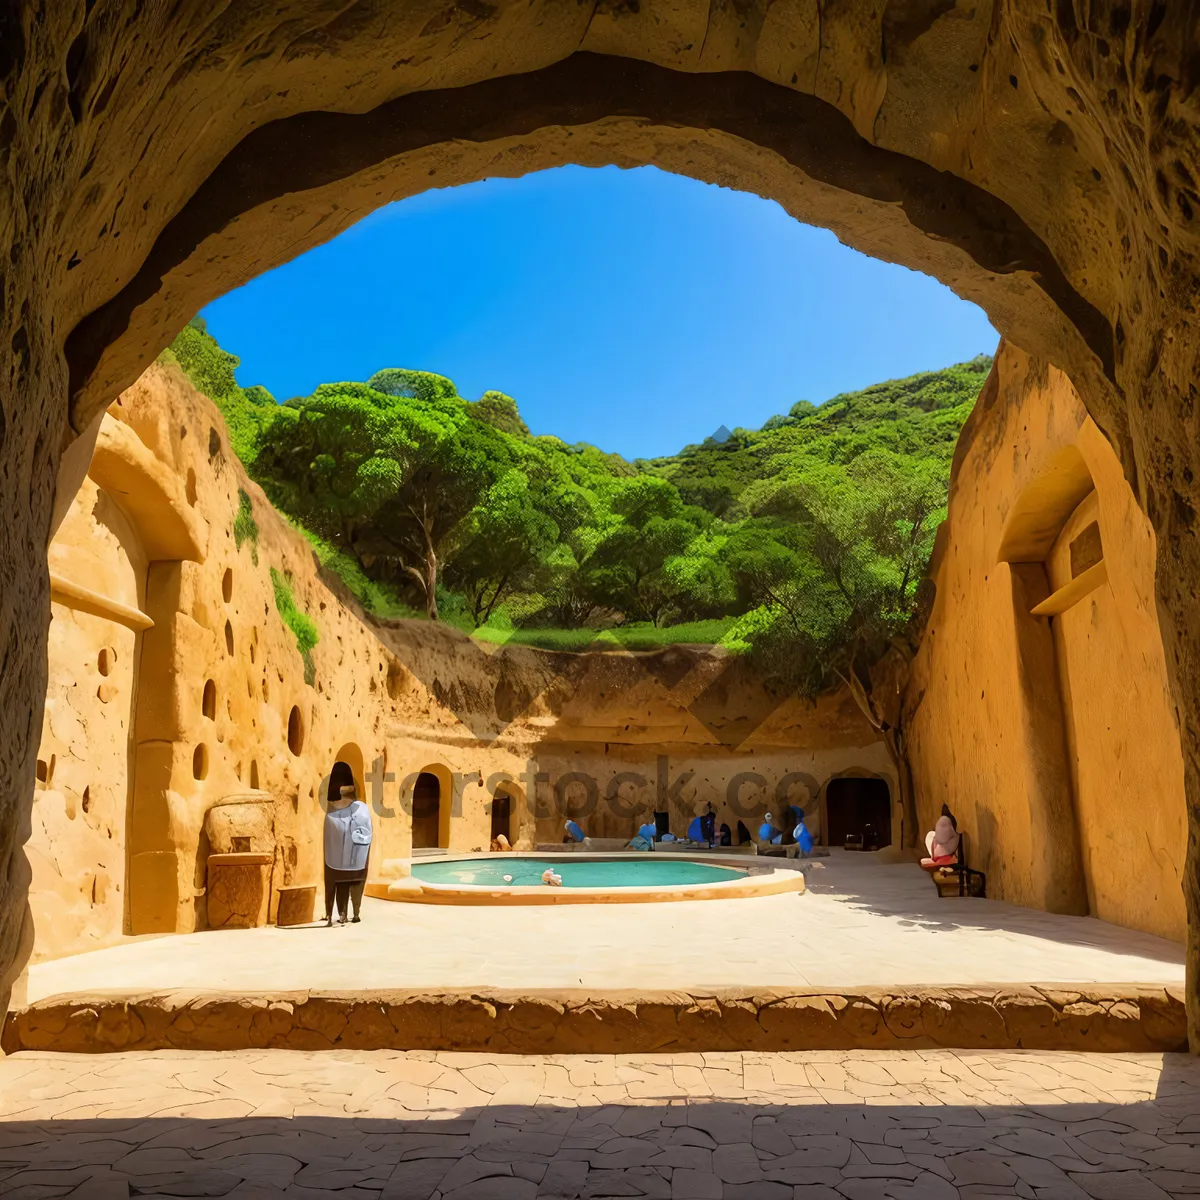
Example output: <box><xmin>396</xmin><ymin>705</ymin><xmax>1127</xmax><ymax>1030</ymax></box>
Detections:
<box><xmin>323</xmin><ymin>784</ymin><xmax>373</xmax><ymax>925</ymax></box>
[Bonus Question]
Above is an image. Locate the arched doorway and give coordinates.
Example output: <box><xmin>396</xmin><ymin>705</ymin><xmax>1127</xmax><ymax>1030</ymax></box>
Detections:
<box><xmin>490</xmin><ymin>782</ymin><xmax>522</xmax><ymax>848</ymax></box>
<box><xmin>825</xmin><ymin>777</ymin><xmax>892</xmax><ymax>852</ymax></box>
<box><xmin>411</xmin><ymin>768</ymin><xmax>449</xmax><ymax>852</ymax></box>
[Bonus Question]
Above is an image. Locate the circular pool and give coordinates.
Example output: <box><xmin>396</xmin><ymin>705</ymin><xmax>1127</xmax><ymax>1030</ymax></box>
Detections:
<box><xmin>372</xmin><ymin>854</ymin><xmax>808</xmax><ymax>905</ymax></box>
<box><xmin>413</xmin><ymin>856</ymin><xmax>744</xmax><ymax>889</ymax></box>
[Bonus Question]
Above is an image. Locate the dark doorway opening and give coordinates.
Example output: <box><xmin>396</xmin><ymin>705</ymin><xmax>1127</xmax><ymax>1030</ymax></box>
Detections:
<box><xmin>491</xmin><ymin>790</ymin><xmax>512</xmax><ymax>844</ymax></box>
<box><xmin>412</xmin><ymin>771</ymin><xmax>442</xmax><ymax>850</ymax></box>
<box><xmin>329</xmin><ymin>760</ymin><xmax>355</xmax><ymax>801</ymax></box>
<box><xmin>825</xmin><ymin>777</ymin><xmax>892</xmax><ymax>851</ymax></box>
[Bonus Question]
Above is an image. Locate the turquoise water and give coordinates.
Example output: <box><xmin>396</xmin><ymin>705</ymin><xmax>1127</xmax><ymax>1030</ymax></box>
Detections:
<box><xmin>412</xmin><ymin>856</ymin><xmax>745</xmax><ymax>889</ymax></box>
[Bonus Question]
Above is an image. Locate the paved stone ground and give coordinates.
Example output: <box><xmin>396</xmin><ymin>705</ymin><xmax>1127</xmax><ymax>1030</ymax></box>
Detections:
<box><xmin>1</xmin><ymin>1048</ymin><xmax>1199</xmax><ymax>1198</ymax></box>
<box><xmin>24</xmin><ymin>854</ymin><xmax>1184</xmax><ymax>1005</ymax></box>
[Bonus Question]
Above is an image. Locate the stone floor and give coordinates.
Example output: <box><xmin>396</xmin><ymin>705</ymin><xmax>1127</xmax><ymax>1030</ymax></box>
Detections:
<box><xmin>25</xmin><ymin>854</ymin><xmax>1184</xmax><ymax>1004</ymax></box>
<box><xmin>1</xmin><ymin>1047</ymin><xmax>1198</xmax><ymax>1198</ymax></box>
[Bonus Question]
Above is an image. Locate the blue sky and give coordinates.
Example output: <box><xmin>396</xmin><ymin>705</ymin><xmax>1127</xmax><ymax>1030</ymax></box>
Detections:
<box><xmin>201</xmin><ymin>165</ymin><xmax>998</xmax><ymax>460</ymax></box>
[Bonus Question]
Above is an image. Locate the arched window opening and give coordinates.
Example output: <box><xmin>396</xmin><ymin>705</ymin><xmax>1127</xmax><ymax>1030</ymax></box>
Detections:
<box><xmin>287</xmin><ymin>705</ymin><xmax>304</xmax><ymax>755</ymax></box>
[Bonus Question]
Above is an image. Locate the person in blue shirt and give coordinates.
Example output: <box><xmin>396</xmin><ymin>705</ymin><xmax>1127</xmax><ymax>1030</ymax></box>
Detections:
<box><xmin>789</xmin><ymin>806</ymin><xmax>814</xmax><ymax>855</ymax></box>
<box><xmin>758</xmin><ymin>813</ymin><xmax>783</xmax><ymax>845</ymax></box>
<box><xmin>563</xmin><ymin>819</ymin><xmax>585</xmax><ymax>843</ymax></box>
<box><xmin>627</xmin><ymin>821</ymin><xmax>656</xmax><ymax>851</ymax></box>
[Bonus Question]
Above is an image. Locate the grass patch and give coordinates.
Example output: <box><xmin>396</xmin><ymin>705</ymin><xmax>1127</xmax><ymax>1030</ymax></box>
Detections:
<box><xmin>270</xmin><ymin>567</ymin><xmax>319</xmax><ymax>685</ymax></box>
<box><xmin>233</xmin><ymin>489</ymin><xmax>259</xmax><ymax>565</ymax></box>
<box><xmin>470</xmin><ymin>618</ymin><xmax>736</xmax><ymax>652</ymax></box>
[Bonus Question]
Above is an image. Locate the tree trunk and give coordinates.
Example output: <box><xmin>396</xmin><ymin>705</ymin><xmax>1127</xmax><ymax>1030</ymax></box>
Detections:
<box><xmin>424</xmin><ymin>547</ymin><xmax>438</xmax><ymax>621</ymax></box>
<box><xmin>841</xmin><ymin>651</ymin><xmax>918</xmax><ymax>850</ymax></box>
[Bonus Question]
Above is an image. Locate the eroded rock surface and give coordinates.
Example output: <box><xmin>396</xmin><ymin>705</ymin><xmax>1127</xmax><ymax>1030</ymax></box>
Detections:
<box><xmin>3</xmin><ymin>984</ymin><xmax>1186</xmax><ymax>1056</ymax></box>
<box><xmin>4</xmin><ymin>1</ymin><xmax>1200</xmax><ymax>1040</ymax></box>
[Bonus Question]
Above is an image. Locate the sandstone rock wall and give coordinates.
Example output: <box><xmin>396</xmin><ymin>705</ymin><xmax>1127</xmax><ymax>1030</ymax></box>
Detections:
<box><xmin>28</xmin><ymin>362</ymin><xmax>890</xmax><ymax>966</ymax></box>
<box><xmin>906</xmin><ymin>344</ymin><xmax>1188</xmax><ymax>942</ymax></box>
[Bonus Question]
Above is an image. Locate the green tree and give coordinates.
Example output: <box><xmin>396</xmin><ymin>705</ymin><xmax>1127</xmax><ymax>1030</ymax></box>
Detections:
<box><xmin>366</xmin><ymin>367</ymin><xmax>458</xmax><ymax>402</ymax></box>
<box><xmin>586</xmin><ymin>477</ymin><xmax>709</xmax><ymax>625</ymax></box>
<box><xmin>253</xmin><ymin>382</ymin><xmax>413</xmax><ymax>549</ymax></box>
<box><xmin>343</xmin><ymin>398</ymin><xmax>511</xmax><ymax>620</ymax></box>
<box><xmin>447</xmin><ymin>469</ymin><xmax>558</xmax><ymax>626</ymax></box>
<box><xmin>469</xmin><ymin>390</ymin><xmax>531</xmax><ymax>438</ymax></box>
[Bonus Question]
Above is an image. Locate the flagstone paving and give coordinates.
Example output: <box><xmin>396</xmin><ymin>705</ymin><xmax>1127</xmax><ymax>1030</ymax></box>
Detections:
<box><xmin>0</xmin><ymin>1047</ymin><xmax>1198</xmax><ymax>1197</ymax></box>
<box><xmin>24</xmin><ymin>853</ymin><xmax>1184</xmax><ymax>1005</ymax></box>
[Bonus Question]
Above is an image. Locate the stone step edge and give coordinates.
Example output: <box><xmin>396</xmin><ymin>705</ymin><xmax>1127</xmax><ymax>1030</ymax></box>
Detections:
<box><xmin>3</xmin><ymin>985</ymin><xmax>1185</xmax><ymax>1055</ymax></box>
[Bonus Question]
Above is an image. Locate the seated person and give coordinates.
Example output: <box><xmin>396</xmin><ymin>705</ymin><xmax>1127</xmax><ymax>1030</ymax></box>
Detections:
<box><xmin>921</xmin><ymin>806</ymin><xmax>960</xmax><ymax>870</ymax></box>
<box><xmin>700</xmin><ymin>805</ymin><xmax>716</xmax><ymax>845</ymax></box>
<box><xmin>627</xmin><ymin>822</ymin><xmax>656</xmax><ymax>851</ymax></box>
<box><xmin>686</xmin><ymin>815</ymin><xmax>704</xmax><ymax>843</ymax></box>
<box><xmin>563</xmin><ymin>819</ymin><xmax>585</xmax><ymax>843</ymax></box>
<box><xmin>718</xmin><ymin>823</ymin><xmax>732</xmax><ymax>846</ymax></box>
<box><xmin>490</xmin><ymin>833</ymin><xmax>512</xmax><ymax>852</ymax></box>
<box><xmin>789</xmin><ymin>806</ymin><xmax>814</xmax><ymax>855</ymax></box>
<box><xmin>758</xmin><ymin>813</ymin><xmax>784</xmax><ymax>845</ymax></box>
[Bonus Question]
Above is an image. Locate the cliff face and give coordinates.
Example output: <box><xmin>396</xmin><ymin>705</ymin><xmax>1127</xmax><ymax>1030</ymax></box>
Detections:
<box><xmin>906</xmin><ymin>344</ymin><xmax>1188</xmax><ymax>942</ymax></box>
<box><xmin>27</xmin><ymin>362</ymin><xmax>891</xmax><ymax>965</ymax></box>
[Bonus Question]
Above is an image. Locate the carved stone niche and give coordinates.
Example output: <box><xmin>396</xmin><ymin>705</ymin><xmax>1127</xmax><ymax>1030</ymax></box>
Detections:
<box><xmin>204</xmin><ymin>793</ymin><xmax>275</xmax><ymax>930</ymax></box>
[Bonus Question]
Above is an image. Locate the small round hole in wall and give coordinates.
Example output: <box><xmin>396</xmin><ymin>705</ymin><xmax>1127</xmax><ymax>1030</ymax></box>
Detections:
<box><xmin>224</xmin><ymin>621</ymin><xmax>234</xmax><ymax>657</ymax></box>
<box><xmin>250</xmin><ymin>760</ymin><xmax>260</xmax><ymax>790</ymax></box>
<box><xmin>186</xmin><ymin>468</ymin><xmax>198</xmax><ymax>506</ymax></box>
<box><xmin>222</xmin><ymin>567</ymin><xmax>233</xmax><ymax>603</ymax></box>
<box><xmin>192</xmin><ymin>744</ymin><xmax>209</xmax><ymax>781</ymax></box>
<box><xmin>202</xmin><ymin>679</ymin><xmax>216</xmax><ymax>720</ymax></box>
<box><xmin>97</xmin><ymin>647</ymin><xmax>114</xmax><ymax>677</ymax></box>
<box><xmin>287</xmin><ymin>706</ymin><xmax>304</xmax><ymax>756</ymax></box>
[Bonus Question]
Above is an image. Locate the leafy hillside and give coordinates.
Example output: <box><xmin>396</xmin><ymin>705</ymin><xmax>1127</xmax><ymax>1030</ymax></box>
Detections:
<box><xmin>647</xmin><ymin>356</ymin><xmax>991</xmax><ymax>519</ymax></box>
<box><xmin>160</xmin><ymin>319</ymin><xmax>992</xmax><ymax>692</ymax></box>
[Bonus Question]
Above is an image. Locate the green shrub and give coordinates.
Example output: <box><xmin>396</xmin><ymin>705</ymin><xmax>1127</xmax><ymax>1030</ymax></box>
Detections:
<box><xmin>169</xmin><ymin>322</ymin><xmax>275</xmax><ymax>465</ymax></box>
<box><xmin>233</xmin><ymin>489</ymin><xmax>259</xmax><ymax>565</ymax></box>
<box><xmin>270</xmin><ymin>567</ymin><xmax>320</xmax><ymax>685</ymax></box>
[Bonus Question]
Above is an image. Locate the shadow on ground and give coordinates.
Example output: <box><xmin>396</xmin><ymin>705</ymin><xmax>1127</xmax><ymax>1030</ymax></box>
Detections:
<box><xmin>2</xmin><ymin>1054</ymin><xmax>1199</xmax><ymax>1199</ymax></box>
<box><xmin>802</xmin><ymin>857</ymin><xmax>1187</xmax><ymax>968</ymax></box>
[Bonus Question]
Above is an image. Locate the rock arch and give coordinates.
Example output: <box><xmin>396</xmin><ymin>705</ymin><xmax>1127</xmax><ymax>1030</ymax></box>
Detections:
<box><xmin>5</xmin><ymin>3</ymin><xmax>1200</xmax><ymax>1041</ymax></box>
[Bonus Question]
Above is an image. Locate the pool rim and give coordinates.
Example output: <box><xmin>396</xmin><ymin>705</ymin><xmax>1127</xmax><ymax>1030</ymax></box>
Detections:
<box><xmin>366</xmin><ymin>851</ymin><xmax>807</xmax><ymax>905</ymax></box>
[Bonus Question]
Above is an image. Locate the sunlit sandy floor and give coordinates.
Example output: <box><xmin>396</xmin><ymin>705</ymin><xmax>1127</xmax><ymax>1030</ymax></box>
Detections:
<box><xmin>25</xmin><ymin>852</ymin><xmax>1183</xmax><ymax>1002</ymax></box>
